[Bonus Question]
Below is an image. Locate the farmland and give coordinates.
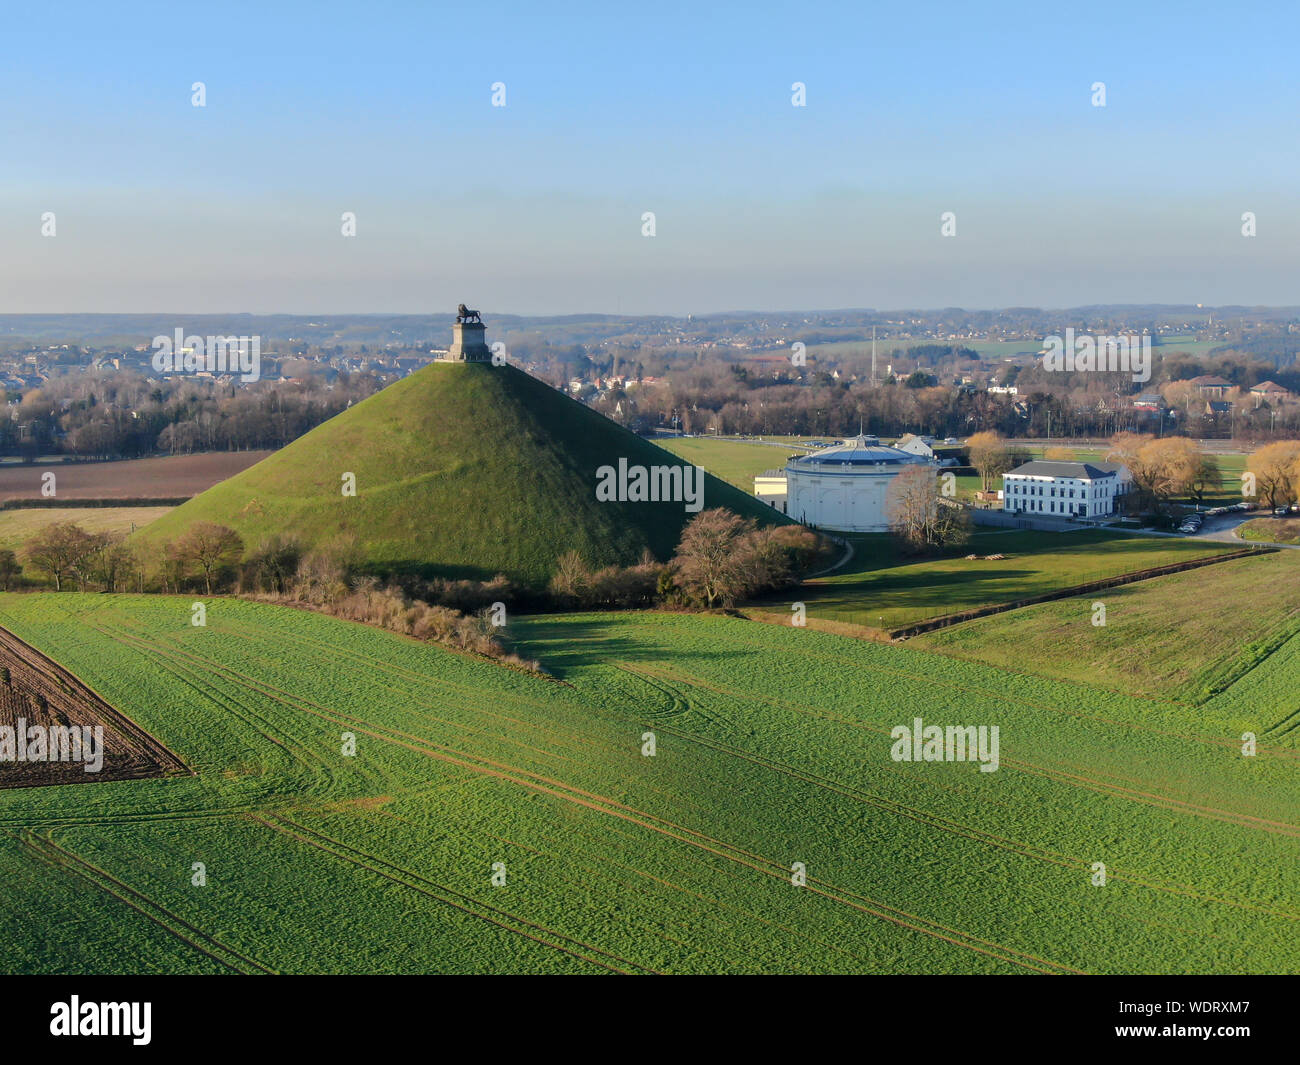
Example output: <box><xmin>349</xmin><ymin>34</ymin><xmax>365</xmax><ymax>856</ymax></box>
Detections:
<box><xmin>767</xmin><ymin>529</ymin><xmax>1240</xmax><ymax>631</ymax></box>
<box><xmin>0</xmin><ymin>451</ymin><xmax>270</xmax><ymax>503</ymax></box>
<box><xmin>0</xmin><ymin>507</ymin><xmax>173</xmax><ymax>558</ymax></box>
<box><xmin>0</xmin><ymin>624</ymin><xmax>187</xmax><ymax>789</ymax></box>
<box><xmin>914</xmin><ymin>549</ymin><xmax>1300</xmax><ymax>701</ymax></box>
<box><xmin>0</xmin><ymin>594</ymin><xmax>1295</xmax><ymax>974</ymax></box>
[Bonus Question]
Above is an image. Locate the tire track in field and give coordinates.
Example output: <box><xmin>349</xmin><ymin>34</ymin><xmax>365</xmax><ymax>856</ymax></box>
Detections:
<box><xmin>298</xmin><ymin>741</ymin><xmax>1075</xmax><ymax>971</ymax></box>
<box><xmin>221</xmin><ymin>624</ymin><xmax>621</xmax><ymax>761</ymax></box>
<box><xmin>635</xmin><ymin>660</ymin><xmax>1300</xmax><ymax>838</ymax></box>
<box><xmin>0</xmin><ymin>808</ymin><xmax>265</xmax><ymax>830</ymax></box>
<box><xmin>623</xmin><ymin>662</ymin><xmax>1300</xmax><ymax>913</ymax></box>
<box><xmin>129</xmin><ymin>622</ymin><xmax>607</xmax><ymax>778</ymax></box>
<box><xmin>39</xmin><ymin>625</ymin><xmax>1073</xmax><ymax>972</ymax></box>
<box><xmin>472</xmin><ymin>811</ymin><xmax>882</xmax><ymax>973</ymax></box>
<box><xmin>1263</xmin><ymin>706</ymin><xmax>1300</xmax><ymax>738</ymax></box>
<box><xmin>98</xmin><ymin>623</ymin><xmax>419</xmax><ymax>797</ymax></box>
<box><xmin>645</xmin><ymin>721</ymin><xmax>1300</xmax><ymax>923</ymax></box>
<box><xmin>218</xmin><ymin>621</ymin><xmax>1300</xmax><ymax>844</ymax></box>
<box><xmin>217</xmin><ymin>624</ymin><xmax>1300</xmax><ymax>912</ymax></box>
<box><xmin>251</xmin><ymin>813</ymin><xmax>656</xmax><ymax>974</ymax></box>
<box><xmin>93</xmin><ymin>623</ymin><xmax>341</xmax><ymax>789</ymax></box>
<box><xmin>133</xmin><ymin>646</ymin><xmax>1069</xmax><ymax>972</ymax></box>
<box><xmin>998</xmin><ymin>758</ymin><xmax>1300</xmax><ymax>837</ymax></box>
<box><xmin>615</xmin><ymin>665</ymin><xmax>741</xmax><ymax>732</ymax></box>
<box><xmin>8</xmin><ymin>829</ymin><xmax>276</xmax><ymax>974</ymax></box>
<box><xmin>19</xmin><ymin>614</ymin><xmax>1103</xmax><ymax>967</ymax></box>
<box><xmin>101</xmin><ymin>627</ymin><xmax>576</xmax><ymax>782</ymax></box>
<box><xmin>90</xmin><ymin>621</ymin><xmax>1121</xmax><ymax>966</ymax></box>
<box><xmin>702</xmin><ymin>623</ymin><xmax>1300</xmax><ymax>762</ymax></box>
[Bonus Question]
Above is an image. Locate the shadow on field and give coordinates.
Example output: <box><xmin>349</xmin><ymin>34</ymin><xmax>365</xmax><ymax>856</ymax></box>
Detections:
<box><xmin>511</xmin><ymin>615</ymin><xmax>760</xmax><ymax>680</ymax></box>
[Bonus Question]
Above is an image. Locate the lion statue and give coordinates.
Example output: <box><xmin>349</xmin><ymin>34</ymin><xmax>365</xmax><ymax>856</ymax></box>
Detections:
<box><xmin>456</xmin><ymin>304</ymin><xmax>482</xmax><ymax>324</ymax></box>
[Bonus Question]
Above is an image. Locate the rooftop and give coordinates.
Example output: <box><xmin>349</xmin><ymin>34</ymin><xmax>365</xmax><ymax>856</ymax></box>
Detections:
<box><xmin>1006</xmin><ymin>460</ymin><xmax>1120</xmax><ymax>480</ymax></box>
<box><xmin>788</xmin><ymin>434</ymin><xmax>932</xmax><ymax>470</ymax></box>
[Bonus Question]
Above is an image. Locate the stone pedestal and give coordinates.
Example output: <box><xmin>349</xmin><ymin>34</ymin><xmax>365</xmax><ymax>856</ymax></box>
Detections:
<box><xmin>446</xmin><ymin>321</ymin><xmax>491</xmax><ymax>362</ymax></box>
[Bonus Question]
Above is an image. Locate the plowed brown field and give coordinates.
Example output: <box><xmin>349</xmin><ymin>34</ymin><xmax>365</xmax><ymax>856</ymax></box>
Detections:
<box><xmin>0</xmin><ymin>451</ymin><xmax>270</xmax><ymax>502</ymax></box>
<box><xmin>0</xmin><ymin>625</ymin><xmax>187</xmax><ymax>789</ymax></box>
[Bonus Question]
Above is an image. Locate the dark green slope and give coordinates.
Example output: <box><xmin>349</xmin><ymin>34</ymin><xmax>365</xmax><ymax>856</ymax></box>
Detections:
<box><xmin>135</xmin><ymin>363</ymin><xmax>785</xmax><ymax>586</ymax></box>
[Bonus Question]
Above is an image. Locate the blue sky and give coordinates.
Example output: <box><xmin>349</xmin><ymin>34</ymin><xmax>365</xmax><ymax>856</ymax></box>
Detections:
<box><xmin>2</xmin><ymin>0</ymin><xmax>1297</xmax><ymax>314</ymax></box>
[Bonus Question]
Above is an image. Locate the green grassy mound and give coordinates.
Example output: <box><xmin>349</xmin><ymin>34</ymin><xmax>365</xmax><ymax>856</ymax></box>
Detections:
<box><xmin>134</xmin><ymin>363</ymin><xmax>783</xmax><ymax>586</ymax></box>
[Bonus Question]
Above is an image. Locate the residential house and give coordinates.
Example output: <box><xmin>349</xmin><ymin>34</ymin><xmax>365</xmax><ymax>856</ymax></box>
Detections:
<box><xmin>1189</xmin><ymin>374</ymin><xmax>1233</xmax><ymax>397</ymax></box>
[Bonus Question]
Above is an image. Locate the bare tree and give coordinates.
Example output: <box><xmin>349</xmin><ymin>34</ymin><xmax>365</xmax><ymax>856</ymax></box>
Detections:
<box><xmin>171</xmin><ymin>522</ymin><xmax>244</xmax><ymax>594</ymax></box>
<box><xmin>247</xmin><ymin>535</ymin><xmax>302</xmax><ymax>594</ymax></box>
<box><xmin>967</xmin><ymin>431</ymin><xmax>1014</xmax><ymax>492</ymax></box>
<box><xmin>886</xmin><ymin>466</ymin><xmax>970</xmax><ymax>554</ymax></box>
<box><xmin>24</xmin><ymin>522</ymin><xmax>97</xmax><ymax>591</ymax></box>
<box><xmin>549</xmin><ymin>550</ymin><xmax>591</xmax><ymax>604</ymax></box>
<box><xmin>87</xmin><ymin>537</ymin><xmax>137</xmax><ymax>592</ymax></box>
<box><xmin>672</xmin><ymin>508</ymin><xmax>753</xmax><ymax>608</ymax></box>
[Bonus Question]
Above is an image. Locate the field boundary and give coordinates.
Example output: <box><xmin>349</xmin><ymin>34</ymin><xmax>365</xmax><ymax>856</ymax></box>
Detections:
<box><xmin>0</xmin><ymin>497</ymin><xmax>187</xmax><ymax>510</ymax></box>
<box><xmin>888</xmin><ymin>546</ymin><xmax>1277</xmax><ymax>640</ymax></box>
<box><xmin>0</xmin><ymin>622</ymin><xmax>190</xmax><ymax>788</ymax></box>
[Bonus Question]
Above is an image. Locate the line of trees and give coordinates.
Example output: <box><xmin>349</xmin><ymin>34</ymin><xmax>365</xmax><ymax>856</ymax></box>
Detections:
<box><xmin>5</xmin><ymin>369</ymin><xmax>385</xmax><ymax>461</ymax></box>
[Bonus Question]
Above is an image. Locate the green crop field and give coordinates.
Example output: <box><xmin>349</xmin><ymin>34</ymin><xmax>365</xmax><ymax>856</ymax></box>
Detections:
<box><xmin>914</xmin><ymin>549</ymin><xmax>1300</xmax><ymax>700</ymax></box>
<box><xmin>770</xmin><ymin>529</ymin><xmax>1240</xmax><ymax>630</ymax></box>
<box><xmin>0</xmin><ymin>594</ymin><xmax>1296</xmax><ymax>974</ymax></box>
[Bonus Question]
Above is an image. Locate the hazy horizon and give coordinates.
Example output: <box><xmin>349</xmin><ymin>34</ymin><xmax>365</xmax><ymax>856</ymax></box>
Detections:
<box><xmin>0</xmin><ymin>302</ymin><xmax>1285</xmax><ymax>321</ymax></box>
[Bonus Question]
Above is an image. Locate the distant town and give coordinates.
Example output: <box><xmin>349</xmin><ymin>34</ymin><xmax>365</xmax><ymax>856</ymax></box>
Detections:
<box><xmin>0</xmin><ymin>305</ymin><xmax>1294</xmax><ymax>462</ymax></box>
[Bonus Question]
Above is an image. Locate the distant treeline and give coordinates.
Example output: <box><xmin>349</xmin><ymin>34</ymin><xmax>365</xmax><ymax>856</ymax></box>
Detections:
<box><xmin>3</xmin><ymin>368</ymin><xmax>386</xmax><ymax>460</ymax></box>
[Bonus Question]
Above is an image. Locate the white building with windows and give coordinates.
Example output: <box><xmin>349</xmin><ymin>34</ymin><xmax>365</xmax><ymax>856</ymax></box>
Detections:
<box><xmin>1002</xmin><ymin>460</ymin><xmax>1129</xmax><ymax>519</ymax></box>
<box><xmin>754</xmin><ymin>435</ymin><xmax>934</xmax><ymax>531</ymax></box>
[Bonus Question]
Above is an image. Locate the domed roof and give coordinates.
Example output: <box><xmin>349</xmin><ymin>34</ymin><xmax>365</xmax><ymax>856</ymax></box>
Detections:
<box><xmin>787</xmin><ymin>434</ymin><xmax>931</xmax><ymax>470</ymax></box>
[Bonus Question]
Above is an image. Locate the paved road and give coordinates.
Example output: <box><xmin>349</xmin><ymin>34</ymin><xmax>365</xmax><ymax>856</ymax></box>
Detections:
<box><xmin>1137</xmin><ymin>511</ymin><xmax>1300</xmax><ymax>549</ymax></box>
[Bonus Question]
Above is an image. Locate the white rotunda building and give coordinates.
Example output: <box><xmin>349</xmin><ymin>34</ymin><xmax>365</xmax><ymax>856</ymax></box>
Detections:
<box><xmin>760</xmin><ymin>435</ymin><xmax>934</xmax><ymax>532</ymax></box>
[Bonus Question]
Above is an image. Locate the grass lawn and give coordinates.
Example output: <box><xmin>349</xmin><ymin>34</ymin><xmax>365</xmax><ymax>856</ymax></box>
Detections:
<box><xmin>762</xmin><ymin>529</ymin><xmax>1239</xmax><ymax>631</ymax></box>
<box><xmin>913</xmin><ymin>550</ymin><xmax>1300</xmax><ymax>701</ymax></box>
<box><xmin>657</xmin><ymin>437</ymin><xmax>806</xmax><ymax>491</ymax></box>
